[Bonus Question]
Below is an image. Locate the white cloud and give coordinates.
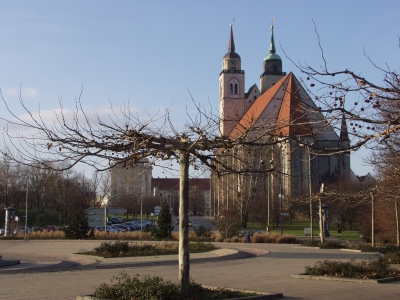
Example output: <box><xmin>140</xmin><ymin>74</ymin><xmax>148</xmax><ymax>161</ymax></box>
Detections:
<box><xmin>5</xmin><ymin>87</ymin><xmax>39</xmax><ymax>98</ymax></box>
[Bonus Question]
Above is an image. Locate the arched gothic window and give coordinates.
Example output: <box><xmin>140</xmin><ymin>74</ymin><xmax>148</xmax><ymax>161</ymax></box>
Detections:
<box><xmin>229</xmin><ymin>83</ymin><xmax>233</xmax><ymax>94</ymax></box>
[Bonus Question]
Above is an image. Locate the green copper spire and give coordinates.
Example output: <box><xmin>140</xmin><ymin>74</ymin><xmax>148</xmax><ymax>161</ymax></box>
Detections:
<box><xmin>269</xmin><ymin>25</ymin><xmax>276</xmax><ymax>54</ymax></box>
<box><xmin>264</xmin><ymin>23</ymin><xmax>281</xmax><ymax>61</ymax></box>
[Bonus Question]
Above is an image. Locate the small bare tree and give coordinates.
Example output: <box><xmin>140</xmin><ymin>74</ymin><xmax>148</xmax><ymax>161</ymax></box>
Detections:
<box><xmin>1</xmin><ymin>90</ymin><xmax>296</xmax><ymax>297</ymax></box>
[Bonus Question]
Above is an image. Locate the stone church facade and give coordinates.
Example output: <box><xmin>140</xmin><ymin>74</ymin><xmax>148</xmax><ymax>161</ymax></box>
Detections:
<box><xmin>211</xmin><ymin>25</ymin><xmax>353</xmax><ymax>217</ymax></box>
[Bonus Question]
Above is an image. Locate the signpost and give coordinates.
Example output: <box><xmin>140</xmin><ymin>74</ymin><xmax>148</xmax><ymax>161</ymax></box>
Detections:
<box><xmin>86</xmin><ymin>207</ymin><xmax>127</xmax><ymax>228</ymax></box>
<box><xmin>154</xmin><ymin>206</ymin><xmax>161</xmax><ymax>216</ymax></box>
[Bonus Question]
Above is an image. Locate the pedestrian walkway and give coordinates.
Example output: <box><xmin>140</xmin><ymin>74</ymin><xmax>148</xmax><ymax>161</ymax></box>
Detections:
<box><xmin>0</xmin><ymin>240</ymin><xmax>398</xmax><ymax>299</ymax></box>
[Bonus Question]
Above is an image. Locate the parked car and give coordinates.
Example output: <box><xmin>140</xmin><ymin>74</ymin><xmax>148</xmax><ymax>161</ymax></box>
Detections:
<box><xmin>116</xmin><ymin>224</ymin><xmax>133</xmax><ymax>231</ymax></box>
<box><xmin>92</xmin><ymin>226</ymin><xmax>104</xmax><ymax>231</ymax></box>
<box><xmin>42</xmin><ymin>225</ymin><xmax>58</xmax><ymax>232</ymax></box>
<box><xmin>109</xmin><ymin>217</ymin><xmax>123</xmax><ymax>224</ymax></box>
<box><xmin>124</xmin><ymin>222</ymin><xmax>139</xmax><ymax>230</ymax></box>
<box><xmin>16</xmin><ymin>226</ymin><xmax>32</xmax><ymax>233</ymax></box>
<box><xmin>105</xmin><ymin>226</ymin><xmax>118</xmax><ymax>233</ymax></box>
<box><xmin>109</xmin><ymin>224</ymin><xmax>126</xmax><ymax>232</ymax></box>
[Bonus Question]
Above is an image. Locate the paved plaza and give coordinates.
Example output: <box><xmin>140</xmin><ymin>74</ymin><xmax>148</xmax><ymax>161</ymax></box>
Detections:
<box><xmin>0</xmin><ymin>239</ymin><xmax>399</xmax><ymax>299</ymax></box>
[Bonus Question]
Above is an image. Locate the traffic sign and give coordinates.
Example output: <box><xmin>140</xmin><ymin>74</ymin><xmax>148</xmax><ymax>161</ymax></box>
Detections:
<box><xmin>88</xmin><ymin>220</ymin><xmax>106</xmax><ymax>227</ymax></box>
<box><xmin>88</xmin><ymin>215</ymin><xmax>105</xmax><ymax>222</ymax></box>
<box><xmin>108</xmin><ymin>208</ymin><xmax>127</xmax><ymax>214</ymax></box>
<box><xmin>86</xmin><ymin>207</ymin><xmax>127</xmax><ymax>215</ymax></box>
<box><xmin>86</xmin><ymin>208</ymin><xmax>104</xmax><ymax>214</ymax></box>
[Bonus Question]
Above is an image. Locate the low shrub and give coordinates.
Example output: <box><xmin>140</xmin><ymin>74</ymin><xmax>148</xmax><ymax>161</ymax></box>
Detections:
<box><xmin>93</xmin><ymin>231</ymin><xmax>153</xmax><ymax>241</ymax></box>
<box><xmin>276</xmin><ymin>235</ymin><xmax>300</xmax><ymax>244</ymax></box>
<box><xmin>303</xmin><ymin>240</ymin><xmax>344</xmax><ymax>248</ymax></box>
<box><xmin>305</xmin><ymin>258</ymin><xmax>400</xmax><ymax>279</ymax></box>
<box><xmin>93</xmin><ymin>272</ymin><xmax>257</xmax><ymax>300</ymax></box>
<box><xmin>347</xmin><ymin>242</ymin><xmax>400</xmax><ymax>254</ymax></box>
<box><xmin>188</xmin><ymin>231</ymin><xmax>198</xmax><ymax>240</ymax></box>
<box><xmin>251</xmin><ymin>233</ymin><xmax>276</xmax><ymax>243</ymax></box>
<box><xmin>223</xmin><ymin>238</ymin><xmax>231</xmax><ymax>243</ymax></box>
<box><xmin>21</xmin><ymin>231</ymin><xmax>65</xmax><ymax>239</ymax></box>
<box><xmin>214</xmin><ymin>234</ymin><xmax>224</xmax><ymax>242</ymax></box>
<box><xmin>171</xmin><ymin>232</ymin><xmax>179</xmax><ymax>240</ymax></box>
<box><xmin>193</xmin><ymin>226</ymin><xmax>211</xmax><ymax>238</ymax></box>
<box><xmin>81</xmin><ymin>241</ymin><xmax>217</xmax><ymax>258</ymax></box>
<box><xmin>189</xmin><ymin>241</ymin><xmax>218</xmax><ymax>253</ymax></box>
<box><xmin>230</xmin><ymin>236</ymin><xmax>240</xmax><ymax>243</ymax></box>
<box><xmin>384</xmin><ymin>251</ymin><xmax>400</xmax><ymax>264</ymax></box>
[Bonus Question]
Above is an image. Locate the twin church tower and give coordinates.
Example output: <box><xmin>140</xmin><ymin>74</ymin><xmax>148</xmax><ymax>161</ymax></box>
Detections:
<box><xmin>219</xmin><ymin>24</ymin><xmax>285</xmax><ymax>137</ymax></box>
<box><xmin>216</xmin><ymin>24</ymin><xmax>352</xmax><ymax>201</ymax></box>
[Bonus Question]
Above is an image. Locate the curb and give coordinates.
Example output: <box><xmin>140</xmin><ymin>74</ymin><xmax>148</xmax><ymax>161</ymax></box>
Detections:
<box><xmin>76</xmin><ymin>284</ymin><xmax>284</xmax><ymax>300</ymax></box>
<box><xmin>202</xmin><ymin>285</ymin><xmax>283</xmax><ymax>299</ymax></box>
<box><xmin>0</xmin><ymin>260</ymin><xmax>20</xmax><ymax>267</ymax></box>
<box><xmin>291</xmin><ymin>274</ymin><xmax>400</xmax><ymax>284</ymax></box>
<box><xmin>77</xmin><ymin>292</ymin><xmax>284</xmax><ymax>300</ymax></box>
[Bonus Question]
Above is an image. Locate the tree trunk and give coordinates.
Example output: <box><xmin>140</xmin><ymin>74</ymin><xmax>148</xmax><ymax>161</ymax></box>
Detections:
<box><xmin>319</xmin><ymin>196</ymin><xmax>325</xmax><ymax>243</ymax></box>
<box><xmin>371</xmin><ymin>191</ymin><xmax>376</xmax><ymax>247</ymax></box>
<box><xmin>308</xmin><ymin>146</ymin><xmax>313</xmax><ymax>242</ymax></box>
<box><xmin>179</xmin><ymin>150</ymin><xmax>190</xmax><ymax>297</ymax></box>
<box><xmin>395</xmin><ymin>198</ymin><xmax>399</xmax><ymax>248</ymax></box>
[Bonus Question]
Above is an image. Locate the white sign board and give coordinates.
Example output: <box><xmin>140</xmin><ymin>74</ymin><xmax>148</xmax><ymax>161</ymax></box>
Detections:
<box><xmin>154</xmin><ymin>206</ymin><xmax>161</xmax><ymax>216</ymax></box>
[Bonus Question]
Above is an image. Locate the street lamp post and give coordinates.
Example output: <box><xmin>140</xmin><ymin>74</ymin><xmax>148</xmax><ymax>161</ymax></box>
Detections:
<box><xmin>279</xmin><ymin>184</ymin><xmax>283</xmax><ymax>235</ymax></box>
<box><xmin>319</xmin><ymin>183</ymin><xmax>325</xmax><ymax>243</ymax></box>
<box><xmin>299</xmin><ymin>141</ymin><xmax>314</xmax><ymax>242</ymax></box>
<box><xmin>167</xmin><ymin>193</ymin><xmax>172</xmax><ymax>214</ymax></box>
<box><xmin>24</xmin><ymin>176</ymin><xmax>29</xmax><ymax>241</ymax></box>
<box><xmin>267</xmin><ymin>173</ymin><xmax>270</xmax><ymax>230</ymax></box>
<box><xmin>141</xmin><ymin>190</ymin><xmax>143</xmax><ymax>231</ymax></box>
<box><xmin>307</xmin><ymin>145</ymin><xmax>314</xmax><ymax>242</ymax></box>
<box><xmin>267</xmin><ymin>160</ymin><xmax>274</xmax><ymax>232</ymax></box>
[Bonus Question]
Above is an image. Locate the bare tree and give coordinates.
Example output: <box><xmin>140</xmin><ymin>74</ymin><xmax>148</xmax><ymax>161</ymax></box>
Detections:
<box><xmin>1</xmin><ymin>91</ymin><xmax>298</xmax><ymax>297</ymax></box>
<box><xmin>285</xmin><ymin>21</ymin><xmax>400</xmax><ymax>154</ymax></box>
<box><xmin>0</xmin><ymin>152</ymin><xmax>21</xmax><ymax>208</ymax></box>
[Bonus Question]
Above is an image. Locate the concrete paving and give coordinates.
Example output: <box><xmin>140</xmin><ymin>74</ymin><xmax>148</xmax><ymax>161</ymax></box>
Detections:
<box><xmin>0</xmin><ymin>239</ymin><xmax>399</xmax><ymax>299</ymax></box>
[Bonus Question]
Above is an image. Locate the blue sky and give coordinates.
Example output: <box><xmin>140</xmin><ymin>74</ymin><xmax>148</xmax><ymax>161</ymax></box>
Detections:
<box><xmin>1</xmin><ymin>0</ymin><xmax>399</xmax><ymax>178</ymax></box>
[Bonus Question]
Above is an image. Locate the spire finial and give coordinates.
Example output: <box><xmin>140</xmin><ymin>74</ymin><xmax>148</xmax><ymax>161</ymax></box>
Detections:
<box><xmin>228</xmin><ymin>23</ymin><xmax>235</xmax><ymax>53</ymax></box>
<box><xmin>340</xmin><ymin>113</ymin><xmax>350</xmax><ymax>142</ymax></box>
<box><xmin>269</xmin><ymin>18</ymin><xmax>276</xmax><ymax>54</ymax></box>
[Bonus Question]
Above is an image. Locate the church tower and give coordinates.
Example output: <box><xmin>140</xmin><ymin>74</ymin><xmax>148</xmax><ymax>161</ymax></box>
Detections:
<box><xmin>219</xmin><ymin>24</ymin><xmax>245</xmax><ymax>137</ymax></box>
<box><xmin>260</xmin><ymin>25</ymin><xmax>285</xmax><ymax>94</ymax></box>
<box><xmin>339</xmin><ymin>114</ymin><xmax>351</xmax><ymax>179</ymax></box>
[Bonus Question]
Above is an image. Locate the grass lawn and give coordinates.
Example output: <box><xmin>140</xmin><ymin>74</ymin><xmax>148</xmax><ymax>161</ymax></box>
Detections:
<box><xmin>246</xmin><ymin>221</ymin><xmax>362</xmax><ymax>241</ymax></box>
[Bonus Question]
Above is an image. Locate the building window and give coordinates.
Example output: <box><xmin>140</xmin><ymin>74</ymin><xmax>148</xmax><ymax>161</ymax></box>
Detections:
<box><xmin>234</xmin><ymin>83</ymin><xmax>238</xmax><ymax>94</ymax></box>
<box><xmin>229</xmin><ymin>83</ymin><xmax>233</xmax><ymax>94</ymax></box>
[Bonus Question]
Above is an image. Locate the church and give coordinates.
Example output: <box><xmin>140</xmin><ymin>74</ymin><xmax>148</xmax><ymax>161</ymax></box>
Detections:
<box><xmin>211</xmin><ymin>25</ymin><xmax>353</xmax><ymax>219</ymax></box>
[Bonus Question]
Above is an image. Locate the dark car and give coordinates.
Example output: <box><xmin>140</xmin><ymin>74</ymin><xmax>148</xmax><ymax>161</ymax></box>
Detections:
<box><xmin>43</xmin><ymin>225</ymin><xmax>58</xmax><ymax>232</ymax></box>
<box><xmin>109</xmin><ymin>217</ymin><xmax>123</xmax><ymax>224</ymax></box>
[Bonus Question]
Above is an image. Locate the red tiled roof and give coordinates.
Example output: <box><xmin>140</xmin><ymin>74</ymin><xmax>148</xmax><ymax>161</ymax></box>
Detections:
<box><xmin>229</xmin><ymin>73</ymin><xmax>289</xmax><ymax>139</ymax></box>
<box><xmin>229</xmin><ymin>72</ymin><xmax>312</xmax><ymax>139</ymax></box>
<box><xmin>275</xmin><ymin>73</ymin><xmax>312</xmax><ymax>136</ymax></box>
